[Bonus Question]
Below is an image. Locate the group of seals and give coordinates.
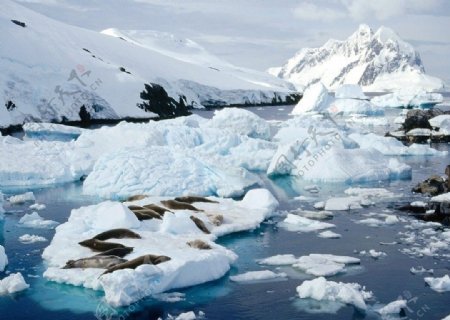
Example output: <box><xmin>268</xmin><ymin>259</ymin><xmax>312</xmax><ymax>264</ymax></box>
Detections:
<box><xmin>64</xmin><ymin>228</ymin><xmax>171</xmax><ymax>274</ymax></box>
<box><xmin>128</xmin><ymin>204</ymin><xmax>170</xmax><ymax>221</ymax></box>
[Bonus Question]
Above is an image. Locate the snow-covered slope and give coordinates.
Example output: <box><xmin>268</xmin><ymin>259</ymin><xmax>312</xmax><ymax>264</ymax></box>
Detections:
<box><xmin>270</xmin><ymin>24</ymin><xmax>444</xmax><ymax>92</ymax></box>
<box><xmin>0</xmin><ymin>1</ymin><xmax>298</xmax><ymax>129</ymax></box>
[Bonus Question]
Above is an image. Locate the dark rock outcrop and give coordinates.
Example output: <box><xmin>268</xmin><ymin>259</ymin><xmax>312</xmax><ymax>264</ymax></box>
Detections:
<box><xmin>137</xmin><ymin>83</ymin><xmax>191</xmax><ymax>118</ymax></box>
<box><xmin>412</xmin><ymin>175</ymin><xmax>448</xmax><ymax>196</ymax></box>
<box><xmin>11</xmin><ymin>19</ymin><xmax>26</xmax><ymax>28</ymax></box>
<box><xmin>402</xmin><ymin>109</ymin><xmax>446</xmax><ymax>132</ymax></box>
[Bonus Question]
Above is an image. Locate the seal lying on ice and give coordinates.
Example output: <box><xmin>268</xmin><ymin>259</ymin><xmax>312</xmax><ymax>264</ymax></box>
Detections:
<box><xmin>63</xmin><ymin>255</ymin><xmax>127</xmax><ymax>269</ymax></box>
<box><xmin>92</xmin><ymin>228</ymin><xmax>141</xmax><ymax>241</ymax></box>
<box><xmin>102</xmin><ymin>254</ymin><xmax>171</xmax><ymax>275</ymax></box>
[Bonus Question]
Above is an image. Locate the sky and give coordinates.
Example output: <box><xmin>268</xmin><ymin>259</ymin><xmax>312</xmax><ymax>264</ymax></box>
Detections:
<box><xmin>16</xmin><ymin>0</ymin><xmax>450</xmax><ymax>84</ymax></box>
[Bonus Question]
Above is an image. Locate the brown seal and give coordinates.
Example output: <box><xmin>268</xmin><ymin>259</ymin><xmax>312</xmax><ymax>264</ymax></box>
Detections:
<box><xmin>142</xmin><ymin>204</ymin><xmax>172</xmax><ymax>216</ymax></box>
<box><xmin>190</xmin><ymin>216</ymin><xmax>210</xmax><ymax>234</ymax></box>
<box><xmin>187</xmin><ymin>239</ymin><xmax>212</xmax><ymax>250</ymax></box>
<box><xmin>127</xmin><ymin>195</ymin><xmax>147</xmax><ymax>202</ymax></box>
<box><xmin>94</xmin><ymin>247</ymin><xmax>133</xmax><ymax>258</ymax></box>
<box><xmin>92</xmin><ymin>228</ymin><xmax>141</xmax><ymax>241</ymax></box>
<box><xmin>102</xmin><ymin>254</ymin><xmax>171</xmax><ymax>275</ymax></box>
<box><xmin>161</xmin><ymin>200</ymin><xmax>203</xmax><ymax>211</ymax></box>
<box><xmin>63</xmin><ymin>256</ymin><xmax>127</xmax><ymax>269</ymax></box>
<box><xmin>132</xmin><ymin>209</ymin><xmax>162</xmax><ymax>220</ymax></box>
<box><xmin>174</xmin><ymin>196</ymin><xmax>219</xmax><ymax>204</ymax></box>
<box><xmin>78</xmin><ymin>239</ymin><xmax>127</xmax><ymax>252</ymax></box>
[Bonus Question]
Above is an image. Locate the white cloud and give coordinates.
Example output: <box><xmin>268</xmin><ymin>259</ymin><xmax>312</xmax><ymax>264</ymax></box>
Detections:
<box><xmin>293</xmin><ymin>2</ymin><xmax>346</xmax><ymax>21</ymax></box>
<box><xmin>341</xmin><ymin>0</ymin><xmax>445</xmax><ymax>20</ymax></box>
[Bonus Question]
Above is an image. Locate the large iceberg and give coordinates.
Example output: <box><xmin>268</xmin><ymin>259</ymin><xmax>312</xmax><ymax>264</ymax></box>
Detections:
<box><xmin>291</xmin><ymin>83</ymin><xmax>330</xmax><ymax>115</ymax></box>
<box><xmin>43</xmin><ymin>189</ymin><xmax>278</xmax><ymax>306</ymax></box>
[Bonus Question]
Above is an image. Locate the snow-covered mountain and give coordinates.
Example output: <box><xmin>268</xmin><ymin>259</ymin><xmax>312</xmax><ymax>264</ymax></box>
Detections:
<box><xmin>269</xmin><ymin>24</ymin><xmax>444</xmax><ymax>92</ymax></box>
<box><xmin>0</xmin><ymin>1</ymin><xmax>298</xmax><ymax>129</ymax></box>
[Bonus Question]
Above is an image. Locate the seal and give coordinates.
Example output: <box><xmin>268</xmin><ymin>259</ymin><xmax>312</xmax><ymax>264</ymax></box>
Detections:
<box><xmin>94</xmin><ymin>247</ymin><xmax>133</xmax><ymax>258</ymax></box>
<box><xmin>127</xmin><ymin>195</ymin><xmax>147</xmax><ymax>202</ymax></box>
<box><xmin>102</xmin><ymin>254</ymin><xmax>171</xmax><ymax>275</ymax></box>
<box><xmin>63</xmin><ymin>256</ymin><xmax>127</xmax><ymax>269</ymax></box>
<box><xmin>161</xmin><ymin>200</ymin><xmax>203</xmax><ymax>211</ymax></box>
<box><xmin>128</xmin><ymin>205</ymin><xmax>146</xmax><ymax>211</ymax></box>
<box><xmin>207</xmin><ymin>213</ymin><xmax>224</xmax><ymax>226</ymax></box>
<box><xmin>78</xmin><ymin>239</ymin><xmax>127</xmax><ymax>252</ymax></box>
<box><xmin>174</xmin><ymin>196</ymin><xmax>219</xmax><ymax>204</ymax></box>
<box><xmin>142</xmin><ymin>204</ymin><xmax>172</xmax><ymax>216</ymax></box>
<box><xmin>187</xmin><ymin>239</ymin><xmax>212</xmax><ymax>250</ymax></box>
<box><xmin>132</xmin><ymin>209</ymin><xmax>162</xmax><ymax>220</ymax></box>
<box><xmin>190</xmin><ymin>216</ymin><xmax>210</xmax><ymax>234</ymax></box>
<box><xmin>92</xmin><ymin>228</ymin><xmax>141</xmax><ymax>241</ymax></box>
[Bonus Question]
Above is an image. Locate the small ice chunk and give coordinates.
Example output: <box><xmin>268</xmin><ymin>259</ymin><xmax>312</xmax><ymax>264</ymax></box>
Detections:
<box><xmin>318</xmin><ymin>230</ymin><xmax>342</xmax><ymax>239</ymax></box>
<box><xmin>410</xmin><ymin>266</ymin><xmax>433</xmax><ymax>275</ymax></box>
<box><xmin>359</xmin><ymin>250</ymin><xmax>386</xmax><ymax>259</ymax></box>
<box><xmin>18</xmin><ymin>212</ymin><xmax>59</xmax><ymax>229</ymax></box>
<box><xmin>279</xmin><ymin>214</ymin><xmax>335</xmax><ymax>233</ymax></box>
<box><xmin>0</xmin><ymin>245</ymin><xmax>7</xmax><ymax>272</ymax></box>
<box><xmin>424</xmin><ymin>275</ymin><xmax>450</xmax><ymax>293</ymax></box>
<box><xmin>314</xmin><ymin>201</ymin><xmax>325</xmax><ymax>210</ymax></box>
<box><xmin>258</xmin><ymin>254</ymin><xmax>298</xmax><ymax>266</ymax></box>
<box><xmin>0</xmin><ymin>273</ymin><xmax>29</xmax><ymax>294</ymax></box>
<box><xmin>431</xmin><ymin>192</ymin><xmax>450</xmax><ymax>203</ymax></box>
<box><xmin>29</xmin><ymin>203</ymin><xmax>46</xmax><ymax>210</ymax></box>
<box><xmin>296</xmin><ymin>277</ymin><xmax>373</xmax><ymax>310</ymax></box>
<box><xmin>9</xmin><ymin>192</ymin><xmax>35</xmax><ymax>204</ymax></box>
<box><xmin>324</xmin><ymin>197</ymin><xmax>363</xmax><ymax>211</ymax></box>
<box><xmin>377</xmin><ymin>299</ymin><xmax>407</xmax><ymax>315</ymax></box>
<box><xmin>19</xmin><ymin>234</ymin><xmax>48</xmax><ymax>244</ymax></box>
<box><xmin>230</xmin><ymin>270</ymin><xmax>287</xmax><ymax>282</ymax></box>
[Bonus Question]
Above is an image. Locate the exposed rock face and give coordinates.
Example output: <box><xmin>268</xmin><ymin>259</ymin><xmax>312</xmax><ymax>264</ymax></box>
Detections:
<box><xmin>402</xmin><ymin>109</ymin><xmax>446</xmax><ymax>132</ymax></box>
<box><xmin>412</xmin><ymin>175</ymin><xmax>448</xmax><ymax>196</ymax></box>
<box><xmin>270</xmin><ymin>24</ymin><xmax>444</xmax><ymax>91</ymax></box>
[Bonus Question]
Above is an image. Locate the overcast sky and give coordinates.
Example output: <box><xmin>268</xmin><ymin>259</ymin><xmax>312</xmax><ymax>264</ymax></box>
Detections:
<box><xmin>17</xmin><ymin>0</ymin><xmax>450</xmax><ymax>84</ymax></box>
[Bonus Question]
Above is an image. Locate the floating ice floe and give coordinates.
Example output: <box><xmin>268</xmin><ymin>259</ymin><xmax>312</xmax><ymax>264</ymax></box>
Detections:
<box><xmin>429</xmin><ymin>115</ymin><xmax>450</xmax><ymax>128</ymax></box>
<box><xmin>318</xmin><ymin>230</ymin><xmax>342</xmax><ymax>239</ymax></box>
<box><xmin>43</xmin><ymin>189</ymin><xmax>278</xmax><ymax>307</ymax></box>
<box><xmin>18</xmin><ymin>212</ymin><xmax>59</xmax><ymax>229</ymax></box>
<box><xmin>410</xmin><ymin>266</ymin><xmax>433</xmax><ymax>275</ymax></box>
<box><xmin>8</xmin><ymin>191</ymin><xmax>35</xmax><ymax>204</ymax></box>
<box><xmin>279</xmin><ymin>214</ymin><xmax>335</xmax><ymax>233</ymax></box>
<box><xmin>230</xmin><ymin>270</ymin><xmax>287</xmax><ymax>282</ymax></box>
<box><xmin>431</xmin><ymin>192</ymin><xmax>450</xmax><ymax>203</ymax></box>
<box><xmin>293</xmin><ymin>254</ymin><xmax>360</xmax><ymax>277</ymax></box>
<box><xmin>258</xmin><ymin>254</ymin><xmax>298</xmax><ymax>266</ymax></box>
<box><xmin>0</xmin><ymin>245</ymin><xmax>7</xmax><ymax>271</ymax></box>
<box><xmin>424</xmin><ymin>275</ymin><xmax>450</xmax><ymax>293</ymax></box>
<box><xmin>19</xmin><ymin>234</ymin><xmax>48</xmax><ymax>244</ymax></box>
<box><xmin>296</xmin><ymin>277</ymin><xmax>373</xmax><ymax>310</ymax></box>
<box><xmin>330</xmin><ymin>85</ymin><xmax>382</xmax><ymax>115</ymax></box>
<box><xmin>359</xmin><ymin>250</ymin><xmax>386</xmax><ymax>259</ymax></box>
<box><xmin>371</xmin><ymin>89</ymin><xmax>443</xmax><ymax>108</ymax></box>
<box><xmin>29</xmin><ymin>203</ymin><xmax>46</xmax><ymax>210</ymax></box>
<box><xmin>322</xmin><ymin>188</ymin><xmax>400</xmax><ymax>211</ymax></box>
<box><xmin>376</xmin><ymin>299</ymin><xmax>407</xmax><ymax>316</ymax></box>
<box><xmin>0</xmin><ymin>273</ymin><xmax>29</xmax><ymax>295</ymax></box>
<box><xmin>167</xmin><ymin>310</ymin><xmax>205</xmax><ymax>320</ymax></box>
<box><xmin>356</xmin><ymin>213</ymin><xmax>400</xmax><ymax>227</ymax></box>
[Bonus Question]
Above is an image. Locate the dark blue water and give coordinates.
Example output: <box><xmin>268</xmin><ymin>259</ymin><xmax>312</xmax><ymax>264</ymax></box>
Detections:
<box><xmin>1</xmin><ymin>105</ymin><xmax>450</xmax><ymax>319</ymax></box>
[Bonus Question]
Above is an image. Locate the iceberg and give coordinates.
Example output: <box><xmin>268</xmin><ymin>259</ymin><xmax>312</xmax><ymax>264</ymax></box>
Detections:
<box><xmin>376</xmin><ymin>299</ymin><xmax>407</xmax><ymax>315</ymax></box>
<box><xmin>83</xmin><ymin>146</ymin><xmax>260</xmax><ymax>199</ymax></box>
<box><xmin>18</xmin><ymin>212</ymin><xmax>59</xmax><ymax>229</ymax></box>
<box><xmin>19</xmin><ymin>234</ymin><xmax>48</xmax><ymax>244</ymax></box>
<box><xmin>296</xmin><ymin>277</ymin><xmax>373</xmax><ymax>310</ymax></box>
<box><xmin>258</xmin><ymin>254</ymin><xmax>298</xmax><ymax>266</ymax></box>
<box><xmin>206</xmin><ymin>108</ymin><xmax>271</xmax><ymax>140</ymax></box>
<box><xmin>371</xmin><ymin>89</ymin><xmax>443</xmax><ymax>108</ymax></box>
<box><xmin>291</xmin><ymin>83</ymin><xmax>331</xmax><ymax>115</ymax></box>
<box><xmin>42</xmin><ymin>189</ymin><xmax>278</xmax><ymax>307</ymax></box>
<box><xmin>0</xmin><ymin>273</ymin><xmax>29</xmax><ymax>295</ymax></box>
